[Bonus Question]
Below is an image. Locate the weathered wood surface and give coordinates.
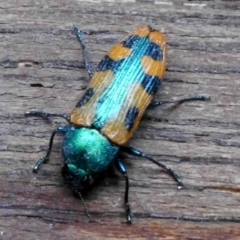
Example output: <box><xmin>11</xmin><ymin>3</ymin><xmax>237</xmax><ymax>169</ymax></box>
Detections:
<box><xmin>0</xmin><ymin>0</ymin><xmax>240</xmax><ymax>239</ymax></box>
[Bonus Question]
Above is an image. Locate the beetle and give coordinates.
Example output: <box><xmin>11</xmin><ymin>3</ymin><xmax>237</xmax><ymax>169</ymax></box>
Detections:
<box><xmin>26</xmin><ymin>25</ymin><xmax>209</xmax><ymax>223</ymax></box>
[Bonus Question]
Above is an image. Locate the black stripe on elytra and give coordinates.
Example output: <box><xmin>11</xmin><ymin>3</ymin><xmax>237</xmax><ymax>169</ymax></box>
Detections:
<box><xmin>145</xmin><ymin>42</ymin><xmax>163</xmax><ymax>61</ymax></box>
<box><xmin>96</xmin><ymin>55</ymin><xmax>124</xmax><ymax>72</ymax></box>
<box><xmin>76</xmin><ymin>88</ymin><xmax>94</xmax><ymax>107</ymax></box>
<box><xmin>125</xmin><ymin>107</ymin><xmax>139</xmax><ymax>131</ymax></box>
<box><xmin>141</xmin><ymin>75</ymin><xmax>161</xmax><ymax>95</ymax></box>
<box><xmin>122</xmin><ymin>35</ymin><xmax>141</xmax><ymax>49</ymax></box>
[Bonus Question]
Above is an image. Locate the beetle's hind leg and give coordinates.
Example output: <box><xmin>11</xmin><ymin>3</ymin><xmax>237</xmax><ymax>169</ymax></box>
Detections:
<box><xmin>73</xmin><ymin>26</ymin><xmax>94</xmax><ymax>78</ymax></box>
<box><xmin>149</xmin><ymin>95</ymin><xmax>210</xmax><ymax>108</ymax></box>
<box><xmin>25</xmin><ymin>110</ymin><xmax>70</xmax><ymax>123</ymax></box>
<box><xmin>114</xmin><ymin>159</ymin><xmax>132</xmax><ymax>223</ymax></box>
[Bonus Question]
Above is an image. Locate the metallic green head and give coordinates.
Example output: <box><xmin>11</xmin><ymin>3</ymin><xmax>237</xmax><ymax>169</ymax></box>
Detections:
<box><xmin>60</xmin><ymin>126</ymin><xmax>119</xmax><ymax>191</ymax></box>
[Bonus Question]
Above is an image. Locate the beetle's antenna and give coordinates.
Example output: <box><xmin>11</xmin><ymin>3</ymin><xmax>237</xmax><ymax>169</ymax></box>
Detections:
<box><xmin>35</xmin><ymin>183</ymin><xmax>91</xmax><ymax>220</ymax></box>
<box><xmin>35</xmin><ymin>182</ymin><xmax>64</xmax><ymax>187</ymax></box>
<box><xmin>75</xmin><ymin>190</ymin><xmax>91</xmax><ymax>221</ymax></box>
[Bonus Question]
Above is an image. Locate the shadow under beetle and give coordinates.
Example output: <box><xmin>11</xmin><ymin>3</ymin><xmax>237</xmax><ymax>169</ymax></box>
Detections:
<box><xmin>26</xmin><ymin>25</ymin><xmax>209</xmax><ymax>223</ymax></box>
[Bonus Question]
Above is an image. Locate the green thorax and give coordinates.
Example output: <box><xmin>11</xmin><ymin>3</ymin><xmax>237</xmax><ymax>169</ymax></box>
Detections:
<box><xmin>61</xmin><ymin>126</ymin><xmax>119</xmax><ymax>190</ymax></box>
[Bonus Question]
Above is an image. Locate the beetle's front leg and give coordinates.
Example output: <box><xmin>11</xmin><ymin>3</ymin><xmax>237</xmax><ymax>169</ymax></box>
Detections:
<box><xmin>32</xmin><ymin>128</ymin><xmax>61</xmax><ymax>172</ymax></box>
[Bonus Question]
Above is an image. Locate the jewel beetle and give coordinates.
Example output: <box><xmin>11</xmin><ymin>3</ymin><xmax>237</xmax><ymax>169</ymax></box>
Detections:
<box><xmin>26</xmin><ymin>25</ymin><xmax>209</xmax><ymax>223</ymax></box>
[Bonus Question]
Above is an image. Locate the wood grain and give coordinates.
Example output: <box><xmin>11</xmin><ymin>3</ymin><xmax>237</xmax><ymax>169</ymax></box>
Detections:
<box><xmin>1</xmin><ymin>0</ymin><xmax>240</xmax><ymax>239</ymax></box>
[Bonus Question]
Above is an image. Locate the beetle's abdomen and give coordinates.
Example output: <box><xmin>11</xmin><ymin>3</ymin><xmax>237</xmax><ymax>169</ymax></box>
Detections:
<box><xmin>71</xmin><ymin>26</ymin><xmax>166</xmax><ymax>145</ymax></box>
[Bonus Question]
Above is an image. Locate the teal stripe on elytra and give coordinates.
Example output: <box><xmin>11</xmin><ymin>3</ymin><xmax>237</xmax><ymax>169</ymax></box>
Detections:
<box><xmin>93</xmin><ymin>36</ymin><xmax>156</xmax><ymax>130</ymax></box>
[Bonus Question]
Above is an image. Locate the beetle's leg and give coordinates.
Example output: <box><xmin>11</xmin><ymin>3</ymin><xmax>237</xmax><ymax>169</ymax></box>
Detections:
<box><xmin>149</xmin><ymin>95</ymin><xmax>210</xmax><ymax>108</ymax></box>
<box><xmin>114</xmin><ymin>158</ymin><xmax>131</xmax><ymax>223</ymax></box>
<box><xmin>25</xmin><ymin>110</ymin><xmax>70</xmax><ymax>123</ymax></box>
<box><xmin>121</xmin><ymin>146</ymin><xmax>183</xmax><ymax>189</ymax></box>
<box><xmin>73</xmin><ymin>26</ymin><xmax>94</xmax><ymax>78</ymax></box>
<box><xmin>33</xmin><ymin>128</ymin><xmax>61</xmax><ymax>172</ymax></box>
